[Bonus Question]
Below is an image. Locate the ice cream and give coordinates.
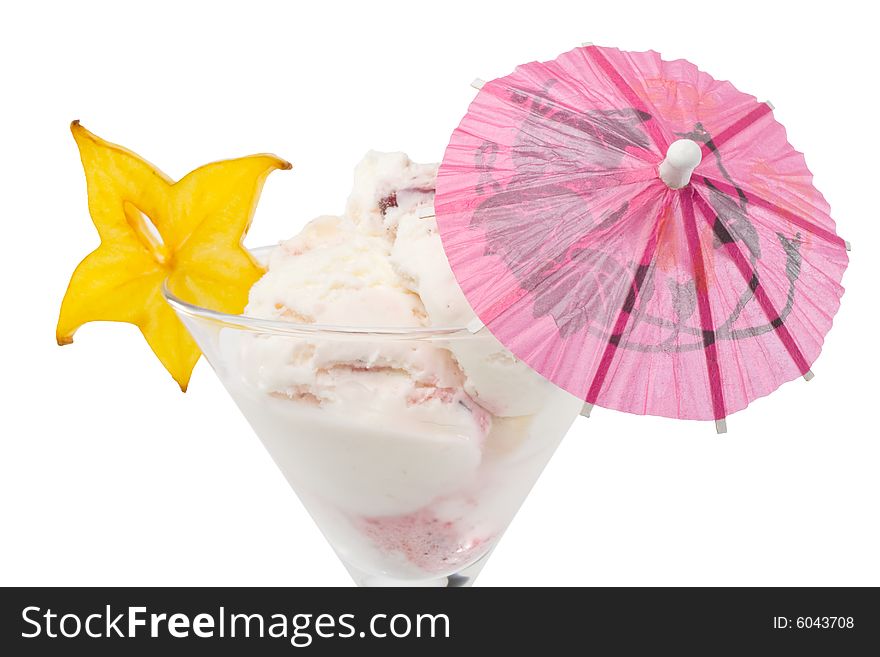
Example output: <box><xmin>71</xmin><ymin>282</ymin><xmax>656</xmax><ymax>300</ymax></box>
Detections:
<box><xmin>232</xmin><ymin>152</ymin><xmax>582</xmax><ymax>583</ymax></box>
<box><xmin>247</xmin><ymin>151</ymin><xmax>556</xmax><ymax>417</ymax></box>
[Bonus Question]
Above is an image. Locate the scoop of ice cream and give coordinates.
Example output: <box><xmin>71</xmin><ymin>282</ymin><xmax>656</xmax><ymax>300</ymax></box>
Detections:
<box><xmin>246</xmin><ymin>214</ymin><xmax>427</xmax><ymax>327</ymax></box>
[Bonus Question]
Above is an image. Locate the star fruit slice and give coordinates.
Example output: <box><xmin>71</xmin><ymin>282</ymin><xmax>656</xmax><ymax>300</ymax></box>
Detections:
<box><xmin>57</xmin><ymin>122</ymin><xmax>291</xmax><ymax>391</ymax></box>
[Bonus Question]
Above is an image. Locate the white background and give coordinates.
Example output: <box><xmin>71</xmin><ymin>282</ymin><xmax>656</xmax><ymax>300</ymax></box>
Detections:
<box><xmin>1</xmin><ymin>0</ymin><xmax>877</xmax><ymax>587</ymax></box>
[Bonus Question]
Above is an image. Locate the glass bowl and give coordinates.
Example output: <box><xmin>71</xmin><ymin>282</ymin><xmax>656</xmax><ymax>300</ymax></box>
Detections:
<box><xmin>163</xmin><ymin>247</ymin><xmax>583</xmax><ymax>586</ymax></box>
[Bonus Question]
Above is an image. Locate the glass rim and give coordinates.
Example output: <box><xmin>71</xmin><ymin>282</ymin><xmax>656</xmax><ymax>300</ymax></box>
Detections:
<box><xmin>161</xmin><ymin>245</ymin><xmax>476</xmax><ymax>339</ymax></box>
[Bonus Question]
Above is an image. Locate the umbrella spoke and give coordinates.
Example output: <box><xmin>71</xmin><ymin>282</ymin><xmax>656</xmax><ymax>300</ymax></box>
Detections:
<box><xmin>699</xmin><ymin>103</ymin><xmax>773</xmax><ymax>157</ymax></box>
<box><xmin>692</xmin><ymin>188</ymin><xmax>812</xmax><ymax>377</ymax></box>
<box><xmin>584</xmin><ymin>198</ymin><xmax>665</xmax><ymax>406</ymax></box>
<box><xmin>693</xmin><ymin>175</ymin><xmax>845</xmax><ymax>248</ymax></box>
<box><xmin>583</xmin><ymin>46</ymin><xmax>668</xmax><ymax>154</ymax></box>
<box><xmin>681</xmin><ymin>188</ymin><xmax>727</xmax><ymax>427</ymax></box>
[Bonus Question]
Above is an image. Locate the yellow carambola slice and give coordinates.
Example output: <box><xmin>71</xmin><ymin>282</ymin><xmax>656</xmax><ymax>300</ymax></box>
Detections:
<box><xmin>58</xmin><ymin>122</ymin><xmax>291</xmax><ymax>391</ymax></box>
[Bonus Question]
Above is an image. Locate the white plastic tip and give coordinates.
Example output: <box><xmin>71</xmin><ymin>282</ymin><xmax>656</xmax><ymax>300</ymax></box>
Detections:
<box><xmin>765</xmin><ymin>100</ymin><xmax>775</xmax><ymax>110</ymax></box>
<box><xmin>658</xmin><ymin>139</ymin><xmax>703</xmax><ymax>189</ymax></box>
<box><xmin>466</xmin><ymin>317</ymin><xmax>485</xmax><ymax>334</ymax></box>
<box><xmin>580</xmin><ymin>402</ymin><xmax>593</xmax><ymax>418</ymax></box>
<box><xmin>581</xmin><ymin>41</ymin><xmax>594</xmax><ymax>47</ymax></box>
<box><xmin>715</xmin><ymin>418</ymin><xmax>728</xmax><ymax>434</ymax></box>
<box><xmin>845</xmin><ymin>240</ymin><xmax>852</xmax><ymax>252</ymax></box>
<box><xmin>804</xmin><ymin>370</ymin><xmax>815</xmax><ymax>382</ymax></box>
<box><xmin>471</xmin><ymin>78</ymin><xmax>486</xmax><ymax>90</ymax></box>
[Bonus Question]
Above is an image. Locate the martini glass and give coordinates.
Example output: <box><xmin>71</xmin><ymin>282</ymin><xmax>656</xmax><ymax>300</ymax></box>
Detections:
<box><xmin>163</xmin><ymin>248</ymin><xmax>582</xmax><ymax>586</ymax></box>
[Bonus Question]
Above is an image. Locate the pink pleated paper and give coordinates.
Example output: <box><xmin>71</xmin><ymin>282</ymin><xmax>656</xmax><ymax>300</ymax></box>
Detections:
<box><xmin>435</xmin><ymin>45</ymin><xmax>848</xmax><ymax>422</ymax></box>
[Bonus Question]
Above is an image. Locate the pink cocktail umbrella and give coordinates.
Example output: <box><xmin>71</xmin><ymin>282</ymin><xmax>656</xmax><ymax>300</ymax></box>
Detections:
<box><xmin>435</xmin><ymin>45</ymin><xmax>849</xmax><ymax>432</ymax></box>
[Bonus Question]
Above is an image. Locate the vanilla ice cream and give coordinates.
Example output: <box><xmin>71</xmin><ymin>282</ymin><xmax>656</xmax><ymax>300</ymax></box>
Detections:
<box><xmin>229</xmin><ymin>152</ymin><xmax>581</xmax><ymax>584</ymax></box>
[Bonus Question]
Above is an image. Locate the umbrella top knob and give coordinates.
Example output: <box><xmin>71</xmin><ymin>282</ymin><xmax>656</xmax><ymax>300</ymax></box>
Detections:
<box><xmin>658</xmin><ymin>138</ymin><xmax>702</xmax><ymax>189</ymax></box>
